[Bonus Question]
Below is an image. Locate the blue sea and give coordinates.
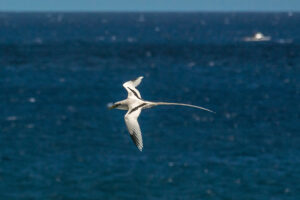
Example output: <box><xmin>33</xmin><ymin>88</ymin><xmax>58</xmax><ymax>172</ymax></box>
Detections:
<box><xmin>0</xmin><ymin>12</ymin><xmax>299</xmax><ymax>199</ymax></box>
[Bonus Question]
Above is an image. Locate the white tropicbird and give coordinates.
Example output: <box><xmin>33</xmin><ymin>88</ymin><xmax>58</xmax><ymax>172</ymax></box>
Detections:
<box><xmin>109</xmin><ymin>76</ymin><xmax>214</xmax><ymax>151</ymax></box>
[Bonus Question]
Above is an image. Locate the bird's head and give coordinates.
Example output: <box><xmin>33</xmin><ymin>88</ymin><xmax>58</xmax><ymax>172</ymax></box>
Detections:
<box><xmin>108</xmin><ymin>100</ymin><xmax>128</xmax><ymax>110</ymax></box>
<box><xmin>108</xmin><ymin>102</ymin><xmax>120</xmax><ymax>110</ymax></box>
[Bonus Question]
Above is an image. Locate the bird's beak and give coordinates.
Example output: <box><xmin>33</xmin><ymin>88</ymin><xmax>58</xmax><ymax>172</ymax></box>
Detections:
<box><xmin>109</xmin><ymin>104</ymin><xmax>117</xmax><ymax>110</ymax></box>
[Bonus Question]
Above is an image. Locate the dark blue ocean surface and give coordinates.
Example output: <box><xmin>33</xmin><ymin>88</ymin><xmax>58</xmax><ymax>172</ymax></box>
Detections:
<box><xmin>0</xmin><ymin>12</ymin><xmax>299</xmax><ymax>199</ymax></box>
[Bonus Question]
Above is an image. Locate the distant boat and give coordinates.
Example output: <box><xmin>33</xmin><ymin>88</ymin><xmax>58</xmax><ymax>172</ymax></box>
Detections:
<box><xmin>243</xmin><ymin>32</ymin><xmax>271</xmax><ymax>42</ymax></box>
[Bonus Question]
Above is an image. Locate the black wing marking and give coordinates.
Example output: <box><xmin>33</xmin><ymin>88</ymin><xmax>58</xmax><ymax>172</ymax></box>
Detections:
<box><xmin>127</xmin><ymin>87</ymin><xmax>142</xmax><ymax>99</ymax></box>
<box><xmin>129</xmin><ymin>103</ymin><xmax>147</xmax><ymax>114</ymax></box>
<box><xmin>130</xmin><ymin>130</ymin><xmax>142</xmax><ymax>150</ymax></box>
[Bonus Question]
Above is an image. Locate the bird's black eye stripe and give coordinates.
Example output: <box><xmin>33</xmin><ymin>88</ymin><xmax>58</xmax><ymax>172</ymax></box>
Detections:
<box><xmin>129</xmin><ymin>103</ymin><xmax>147</xmax><ymax>114</ymax></box>
<box><xmin>127</xmin><ymin>87</ymin><xmax>141</xmax><ymax>99</ymax></box>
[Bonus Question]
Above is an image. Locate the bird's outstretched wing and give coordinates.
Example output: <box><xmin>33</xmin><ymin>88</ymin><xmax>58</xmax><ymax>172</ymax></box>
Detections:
<box><xmin>123</xmin><ymin>76</ymin><xmax>143</xmax><ymax>99</ymax></box>
<box><xmin>124</xmin><ymin>106</ymin><xmax>143</xmax><ymax>151</ymax></box>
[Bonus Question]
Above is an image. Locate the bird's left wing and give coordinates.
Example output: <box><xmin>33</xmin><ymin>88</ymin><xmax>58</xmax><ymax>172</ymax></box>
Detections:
<box><xmin>123</xmin><ymin>76</ymin><xmax>143</xmax><ymax>99</ymax></box>
<box><xmin>124</xmin><ymin>106</ymin><xmax>144</xmax><ymax>151</ymax></box>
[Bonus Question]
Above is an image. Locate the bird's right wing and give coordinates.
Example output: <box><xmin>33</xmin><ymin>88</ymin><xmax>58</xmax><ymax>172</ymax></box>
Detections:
<box><xmin>124</xmin><ymin>106</ymin><xmax>143</xmax><ymax>151</ymax></box>
<box><xmin>123</xmin><ymin>76</ymin><xmax>143</xmax><ymax>99</ymax></box>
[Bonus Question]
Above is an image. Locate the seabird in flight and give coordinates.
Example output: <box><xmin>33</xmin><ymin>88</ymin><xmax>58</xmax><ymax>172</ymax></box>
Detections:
<box><xmin>109</xmin><ymin>76</ymin><xmax>214</xmax><ymax>151</ymax></box>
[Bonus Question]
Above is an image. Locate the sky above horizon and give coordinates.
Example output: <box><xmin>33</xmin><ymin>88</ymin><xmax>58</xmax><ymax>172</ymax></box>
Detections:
<box><xmin>0</xmin><ymin>0</ymin><xmax>299</xmax><ymax>12</ymax></box>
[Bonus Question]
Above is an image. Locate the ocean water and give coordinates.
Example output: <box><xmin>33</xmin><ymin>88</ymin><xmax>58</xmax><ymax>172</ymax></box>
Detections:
<box><xmin>0</xmin><ymin>12</ymin><xmax>299</xmax><ymax>200</ymax></box>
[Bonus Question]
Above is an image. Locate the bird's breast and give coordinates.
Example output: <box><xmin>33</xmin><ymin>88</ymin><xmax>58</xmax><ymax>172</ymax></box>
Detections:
<box><xmin>127</xmin><ymin>98</ymin><xmax>145</xmax><ymax>110</ymax></box>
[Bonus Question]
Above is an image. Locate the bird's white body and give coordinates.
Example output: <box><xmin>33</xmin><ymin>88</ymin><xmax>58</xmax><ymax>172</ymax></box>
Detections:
<box><xmin>110</xmin><ymin>76</ymin><xmax>214</xmax><ymax>151</ymax></box>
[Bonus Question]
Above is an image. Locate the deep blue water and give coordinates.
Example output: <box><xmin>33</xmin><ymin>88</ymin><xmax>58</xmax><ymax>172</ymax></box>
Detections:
<box><xmin>0</xmin><ymin>12</ymin><xmax>299</xmax><ymax>200</ymax></box>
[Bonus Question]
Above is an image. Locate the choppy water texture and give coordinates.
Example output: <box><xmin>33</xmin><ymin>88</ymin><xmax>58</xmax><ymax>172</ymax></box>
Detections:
<box><xmin>0</xmin><ymin>13</ymin><xmax>299</xmax><ymax>200</ymax></box>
